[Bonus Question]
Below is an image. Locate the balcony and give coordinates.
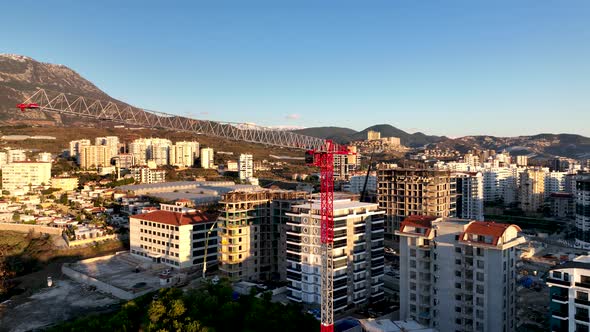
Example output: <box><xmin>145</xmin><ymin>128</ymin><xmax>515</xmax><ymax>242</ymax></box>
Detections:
<box><xmin>551</xmin><ymin>310</ymin><xmax>569</xmax><ymax>320</ymax></box>
<box><xmin>547</xmin><ymin>278</ymin><xmax>570</xmax><ymax>287</ymax></box>
<box><xmin>576</xmin><ymin>298</ymin><xmax>590</xmax><ymax>306</ymax></box>
<box><xmin>552</xmin><ymin>294</ymin><xmax>569</xmax><ymax>303</ymax></box>
<box><xmin>577</xmin><ymin>282</ymin><xmax>590</xmax><ymax>289</ymax></box>
<box><xmin>575</xmin><ymin>313</ymin><xmax>590</xmax><ymax>322</ymax></box>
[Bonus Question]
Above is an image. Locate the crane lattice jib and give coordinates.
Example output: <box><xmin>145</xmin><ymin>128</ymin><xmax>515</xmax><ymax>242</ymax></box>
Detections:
<box><xmin>20</xmin><ymin>88</ymin><xmax>328</xmax><ymax>151</ymax></box>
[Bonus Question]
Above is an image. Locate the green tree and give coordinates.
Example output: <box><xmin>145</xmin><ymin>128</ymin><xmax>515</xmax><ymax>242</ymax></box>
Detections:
<box><xmin>148</xmin><ymin>300</ymin><xmax>167</xmax><ymax>323</ymax></box>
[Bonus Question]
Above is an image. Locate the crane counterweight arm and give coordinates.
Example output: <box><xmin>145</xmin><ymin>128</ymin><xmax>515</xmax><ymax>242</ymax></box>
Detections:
<box><xmin>18</xmin><ymin>88</ymin><xmax>327</xmax><ymax>151</ymax></box>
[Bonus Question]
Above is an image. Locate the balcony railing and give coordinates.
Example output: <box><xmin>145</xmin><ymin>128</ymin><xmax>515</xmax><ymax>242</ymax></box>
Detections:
<box><xmin>575</xmin><ymin>298</ymin><xmax>590</xmax><ymax>306</ymax></box>
<box><xmin>576</xmin><ymin>282</ymin><xmax>590</xmax><ymax>289</ymax></box>
<box><xmin>551</xmin><ymin>310</ymin><xmax>569</xmax><ymax>319</ymax></box>
<box><xmin>552</xmin><ymin>294</ymin><xmax>569</xmax><ymax>302</ymax></box>
<box><xmin>575</xmin><ymin>313</ymin><xmax>590</xmax><ymax>322</ymax></box>
<box><xmin>546</xmin><ymin>278</ymin><xmax>571</xmax><ymax>287</ymax></box>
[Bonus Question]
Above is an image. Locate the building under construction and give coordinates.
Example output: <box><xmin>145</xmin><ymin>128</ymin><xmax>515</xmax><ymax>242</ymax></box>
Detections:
<box><xmin>377</xmin><ymin>165</ymin><xmax>456</xmax><ymax>242</ymax></box>
<box><xmin>217</xmin><ymin>190</ymin><xmax>310</xmax><ymax>281</ymax></box>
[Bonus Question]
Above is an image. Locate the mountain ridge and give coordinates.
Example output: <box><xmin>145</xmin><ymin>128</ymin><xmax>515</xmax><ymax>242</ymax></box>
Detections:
<box><xmin>1</xmin><ymin>54</ymin><xmax>589</xmax><ymax>159</ymax></box>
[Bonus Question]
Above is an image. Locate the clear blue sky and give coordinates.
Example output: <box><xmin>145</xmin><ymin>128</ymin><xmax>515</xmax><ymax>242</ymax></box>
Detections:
<box><xmin>1</xmin><ymin>1</ymin><xmax>589</xmax><ymax>137</ymax></box>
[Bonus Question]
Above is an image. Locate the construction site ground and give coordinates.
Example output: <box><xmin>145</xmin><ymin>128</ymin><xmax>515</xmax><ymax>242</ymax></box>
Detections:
<box><xmin>0</xmin><ymin>278</ymin><xmax>119</xmax><ymax>332</ymax></box>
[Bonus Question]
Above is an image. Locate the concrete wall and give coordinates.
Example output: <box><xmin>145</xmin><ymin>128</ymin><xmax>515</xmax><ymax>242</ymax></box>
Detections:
<box><xmin>65</xmin><ymin>234</ymin><xmax>118</xmax><ymax>247</ymax></box>
<box><xmin>0</xmin><ymin>222</ymin><xmax>63</xmax><ymax>235</ymax></box>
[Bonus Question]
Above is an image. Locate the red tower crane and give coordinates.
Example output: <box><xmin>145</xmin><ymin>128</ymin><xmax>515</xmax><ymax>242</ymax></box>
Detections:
<box><xmin>17</xmin><ymin>88</ymin><xmax>353</xmax><ymax>332</ymax></box>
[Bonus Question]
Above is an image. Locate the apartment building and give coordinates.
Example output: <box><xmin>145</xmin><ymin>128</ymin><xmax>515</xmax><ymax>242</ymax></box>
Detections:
<box><xmin>546</xmin><ymin>255</ymin><xmax>590</xmax><ymax>331</ymax></box>
<box><xmin>170</xmin><ymin>141</ymin><xmax>199</xmax><ymax>167</ymax></box>
<box><xmin>238</xmin><ymin>153</ymin><xmax>254</xmax><ymax>181</ymax></box>
<box><xmin>200</xmin><ymin>147</ymin><xmax>214</xmax><ymax>169</ymax></box>
<box><xmin>546</xmin><ymin>171</ymin><xmax>568</xmax><ymax>197</ymax></box>
<box><xmin>396</xmin><ymin>216</ymin><xmax>525</xmax><ymax>332</ymax></box>
<box><xmin>51</xmin><ymin>177</ymin><xmax>79</xmax><ymax>191</ymax></box>
<box><xmin>284</xmin><ymin>199</ymin><xmax>385</xmax><ymax>312</ymax></box>
<box><xmin>7</xmin><ymin>149</ymin><xmax>27</xmax><ymax>163</ymax></box>
<box><xmin>455</xmin><ymin>172</ymin><xmax>484</xmax><ymax>221</ymax></box>
<box><xmin>550</xmin><ymin>193</ymin><xmax>575</xmax><ymax>220</ymax></box>
<box><xmin>69</xmin><ymin>139</ymin><xmax>91</xmax><ymax>164</ymax></box>
<box><xmin>520</xmin><ymin>168</ymin><xmax>547</xmax><ymax>212</ymax></box>
<box><xmin>80</xmin><ymin>145</ymin><xmax>113</xmax><ymax>170</ymax></box>
<box><xmin>112</xmin><ymin>154</ymin><xmax>135</xmax><ymax>169</ymax></box>
<box><xmin>129</xmin><ymin>204</ymin><xmax>218</xmax><ymax>270</ymax></box>
<box><xmin>36</xmin><ymin>152</ymin><xmax>53</xmax><ymax>163</ymax></box>
<box><xmin>334</xmin><ymin>146</ymin><xmax>360</xmax><ymax>181</ymax></box>
<box><xmin>95</xmin><ymin>136</ymin><xmax>120</xmax><ymax>157</ymax></box>
<box><xmin>516</xmin><ymin>156</ymin><xmax>528</xmax><ymax>167</ymax></box>
<box><xmin>367</xmin><ymin>130</ymin><xmax>381</xmax><ymax>141</ymax></box>
<box><xmin>217</xmin><ymin>190</ymin><xmax>309</xmax><ymax>281</ymax></box>
<box><xmin>1</xmin><ymin>161</ymin><xmax>51</xmax><ymax>193</ymax></box>
<box><xmin>129</xmin><ymin>138</ymin><xmax>172</xmax><ymax>166</ymax></box>
<box><xmin>347</xmin><ymin>175</ymin><xmax>377</xmax><ymax>195</ymax></box>
<box><xmin>482</xmin><ymin>166</ymin><xmax>523</xmax><ymax>204</ymax></box>
<box><xmin>129</xmin><ymin>166</ymin><xmax>166</xmax><ymax>184</ymax></box>
<box><xmin>377</xmin><ymin>166</ymin><xmax>456</xmax><ymax>242</ymax></box>
<box><xmin>575</xmin><ymin>176</ymin><xmax>590</xmax><ymax>245</ymax></box>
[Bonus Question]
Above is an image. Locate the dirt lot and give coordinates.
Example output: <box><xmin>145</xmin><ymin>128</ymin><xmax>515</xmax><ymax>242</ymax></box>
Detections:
<box><xmin>0</xmin><ymin>279</ymin><xmax>118</xmax><ymax>332</ymax></box>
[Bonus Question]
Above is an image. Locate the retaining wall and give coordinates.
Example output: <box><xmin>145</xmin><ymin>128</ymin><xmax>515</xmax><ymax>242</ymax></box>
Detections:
<box><xmin>0</xmin><ymin>222</ymin><xmax>62</xmax><ymax>235</ymax></box>
<box><xmin>62</xmin><ymin>263</ymin><xmax>135</xmax><ymax>300</ymax></box>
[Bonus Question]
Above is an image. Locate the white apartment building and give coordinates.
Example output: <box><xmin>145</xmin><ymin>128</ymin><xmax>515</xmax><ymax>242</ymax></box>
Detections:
<box><xmin>284</xmin><ymin>199</ymin><xmax>385</xmax><ymax>313</ymax></box>
<box><xmin>200</xmin><ymin>147</ymin><xmax>214</xmax><ymax>169</ymax></box>
<box><xmin>482</xmin><ymin>166</ymin><xmax>524</xmax><ymax>205</ymax></box>
<box><xmin>129</xmin><ymin>206</ymin><xmax>218</xmax><ymax>269</ymax></box>
<box><xmin>170</xmin><ymin>141</ymin><xmax>199</xmax><ymax>167</ymax></box>
<box><xmin>129</xmin><ymin>138</ymin><xmax>172</xmax><ymax>166</ymax></box>
<box><xmin>36</xmin><ymin>152</ymin><xmax>53</xmax><ymax>163</ymax></box>
<box><xmin>79</xmin><ymin>145</ymin><xmax>113</xmax><ymax>170</ymax></box>
<box><xmin>455</xmin><ymin>172</ymin><xmax>484</xmax><ymax>221</ymax></box>
<box><xmin>0</xmin><ymin>152</ymin><xmax>7</xmax><ymax>166</ymax></box>
<box><xmin>546</xmin><ymin>171</ymin><xmax>567</xmax><ymax>197</ymax></box>
<box><xmin>129</xmin><ymin>166</ymin><xmax>166</xmax><ymax>184</ymax></box>
<box><xmin>546</xmin><ymin>255</ymin><xmax>590</xmax><ymax>331</ymax></box>
<box><xmin>1</xmin><ymin>162</ymin><xmax>51</xmax><ymax>193</ymax></box>
<box><xmin>95</xmin><ymin>136</ymin><xmax>120</xmax><ymax>157</ymax></box>
<box><xmin>516</xmin><ymin>155</ymin><xmax>528</xmax><ymax>167</ymax></box>
<box><xmin>69</xmin><ymin>139</ymin><xmax>91</xmax><ymax>164</ymax></box>
<box><xmin>238</xmin><ymin>154</ymin><xmax>253</xmax><ymax>181</ymax></box>
<box><xmin>396</xmin><ymin>216</ymin><xmax>525</xmax><ymax>332</ymax></box>
<box><xmin>347</xmin><ymin>175</ymin><xmax>377</xmax><ymax>195</ymax></box>
<box><xmin>7</xmin><ymin>149</ymin><xmax>27</xmax><ymax>163</ymax></box>
<box><xmin>333</xmin><ymin>147</ymin><xmax>360</xmax><ymax>180</ymax></box>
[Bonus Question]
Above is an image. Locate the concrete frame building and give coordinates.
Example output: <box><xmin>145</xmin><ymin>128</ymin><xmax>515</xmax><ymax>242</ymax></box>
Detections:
<box><xmin>546</xmin><ymin>255</ymin><xmax>590</xmax><ymax>331</ymax></box>
<box><xmin>334</xmin><ymin>146</ymin><xmax>360</xmax><ymax>181</ymax></box>
<box><xmin>238</xmin><ymin>153</ymin><xmax>254</xmax><ymax>181</ymax></box>
<box><xmin>284</xmin><ymin>199</ymin><xmax>385</xmax><ymax>312</ymax></box>
<box><xmin>130</xmin><ymin>205</ymin><xmax>218</xmax><ymax>269</ymax></box>
<box><xmin>217</xmin><ymin>190</ymin><xmax>309</xmax><ymax>281</ymax></box>
<box><xmin>377</xmin><ymin>166</ymin><xmax>456</xmax><ymax>242</ymax></box>
<box><xmin>396</xmin><ymin>216</ymin><xmax>525</xmax><ymax>332</ymax></box>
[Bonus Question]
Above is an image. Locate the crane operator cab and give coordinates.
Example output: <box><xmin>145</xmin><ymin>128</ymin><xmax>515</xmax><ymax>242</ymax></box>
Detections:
<box><xmin>305</xmin><ymin>150</ymin><xmax>316</xmax><ymax>165</ymax></box>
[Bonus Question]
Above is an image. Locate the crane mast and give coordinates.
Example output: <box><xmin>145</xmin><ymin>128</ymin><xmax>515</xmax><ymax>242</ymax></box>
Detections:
<box><xmin>18</xmin><ymin>88</ymin><xmax>351</xmax><ymax>332</ymax></box>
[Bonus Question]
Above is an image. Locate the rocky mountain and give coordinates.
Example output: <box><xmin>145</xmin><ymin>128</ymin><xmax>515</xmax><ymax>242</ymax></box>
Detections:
<box><xmin>294</xmin><ymin>124</ymin><xmax>444</xmax><ymax>147</ymax></box>
<box><xmin>0</xmin><ymin>53</ymin><xmax>123</xmax><ymax>126</ymax></box>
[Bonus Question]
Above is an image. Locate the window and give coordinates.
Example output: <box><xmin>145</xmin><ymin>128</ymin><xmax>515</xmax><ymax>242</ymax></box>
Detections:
<box><xmin>455</xmin><ymin>306</ymin><xmax>461</xmax><ymax>313</ymax></box>
<box><xmin>455</xmin><ymin>259</ymin><xmax>461</xmax><ymax>265</ymax></box>
<box><xmin>455</xmin><ymin>282</ymin><xmax>462</xmax><ymax>289</ymax></box>
<box><xmin>477</xmin><ymin>260</ymin><xmax>484</xmax><ymax>269</ymax></box>
<box><xmin>455</xmin><ymin>247</ymin><xmax>462</xmax><ymax>253</ymax></box>
<box><xmin>553</xmin><ymin>271</ymin><xmax>562</xmax><ymax>278</ymax></box>
<box><xmin>455</xmin><ymin>294</ymin><xmax>462</xmax><ymax>301</ymax></box>
<box><xmin>455</xmin><ymin>271</ymin><xmax>462</xmax><ymax>277</ymax></box>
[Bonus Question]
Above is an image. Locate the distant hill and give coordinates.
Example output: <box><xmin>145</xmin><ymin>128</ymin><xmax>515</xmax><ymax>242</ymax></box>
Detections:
<box><xmin>0</xmin><ymin>53</ymin><xmax>128</xmax><ymax>126</ymax></box>
<box><xmin>293</xmin><ymin>124</ymin><xmax>443</xmax><ymax>147</ymax></box>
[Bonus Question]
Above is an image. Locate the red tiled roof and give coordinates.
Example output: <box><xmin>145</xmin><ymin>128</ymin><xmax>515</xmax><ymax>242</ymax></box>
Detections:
<box><xmin>460</xmin><ymin>221</ymin><xmax>521</xmax><ymax>246</ymax></box>
<box><xmin>399</xmin><ymin>215</ymin><xmax>437</xmax><ymax>236</ymax></box>
<box><xmin>132</xmin><ymin>210</ymin><xmax>218</xmax><ymax>226</ymax></box>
